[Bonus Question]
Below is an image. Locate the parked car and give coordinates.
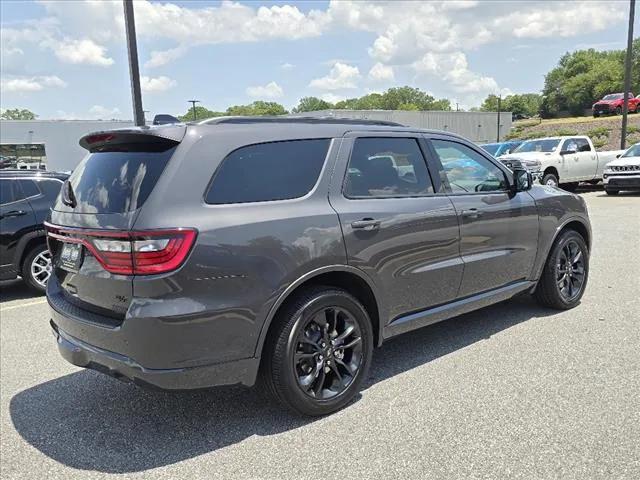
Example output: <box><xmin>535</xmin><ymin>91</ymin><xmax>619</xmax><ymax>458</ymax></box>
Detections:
<box><xmin>0</xmin><ymin>170</ymin><xmax>68</xmax><ymax>292</ymax></box>
<box><xmin>603</xmin><ymin>143</ymin><xmax>640</xmax><ymax>195</ymax></box>
<box><xmin>46</xmin><ymin>118</ymin><xmax>591</xmax><ymax>416</ymax></box>
<box><xmin>480</xmin><ymin>141</ymin><xmax>523</xmax><ymax>158</ymax></box>
<box><xmin>501</xmin><ymin>136</ymin><xmax>623</xmax><ymax>190</ymax></box>
<box><xmin>592</xmin><ymin>93</ymin><xmax>640</xmax><ymax>117</ymax></box>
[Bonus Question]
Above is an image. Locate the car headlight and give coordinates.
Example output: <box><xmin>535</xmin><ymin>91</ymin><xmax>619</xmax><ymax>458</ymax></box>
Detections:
<box><xmin>523</xmin><ymin>159</ymin><xmax>542</xmax><ymax>171</ymax></box>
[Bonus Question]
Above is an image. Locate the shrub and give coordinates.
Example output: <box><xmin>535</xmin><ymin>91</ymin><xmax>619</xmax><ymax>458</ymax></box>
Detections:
<box><xmin>587</xmin><ymin>126</ymin><xmax>611</xmax><ymax>138</ymax></box>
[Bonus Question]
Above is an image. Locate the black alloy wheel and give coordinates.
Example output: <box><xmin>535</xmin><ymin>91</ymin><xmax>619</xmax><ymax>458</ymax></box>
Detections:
<box><xmin>261</xmin><ymin>286</ymin><xmax>373</xmax><ymax>416</ymax></box>
<box><xmin>535</xmin><ymin>229</ymin><xmax>589</xmax><ymax>310</ymax></box>
<box><xmin>555</xmin><ymin>240</ymin><xmax>586</xmax><ymax>302</ymax></box>
<box><xmin>293</xmin><ymin>306</ymin><xmax>363</xmax><ymax>399</ymax></box>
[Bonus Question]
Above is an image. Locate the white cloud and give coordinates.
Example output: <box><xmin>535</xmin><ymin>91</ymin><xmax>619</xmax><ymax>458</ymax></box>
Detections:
<box><xmin>88</xmin><ymin>105</ymin><xmax>122</xmax><ymax>119</ymax></box>
<box><xmin>0</xmin><ymin>75</ymin><xmax>67</xmax><ymax>93</ymax></box>
<box><xmin>309</xmin><ymin>62</ymin><xmax>361</xmax><ymax>90</ymax></box>
<box><xmin>320</xmin><ymin>93</ymin><xmax>346</xmax><ymax>104</ymax></box>
<box><xmin>144</xmin><ymin>46</ymin><xmax>187</xmax><ymax>68</ymax></box>
<box><xmin>140</xmin><ymin>75</ymin><xmax>177</xmax><ymax>93</ymax></box>
<box><xmin>51</xmin><ymin>38</ymin><xmax>114</xmax><ymax>66</ymax></box>
<box><xmin>246</xmin><ymin>81</ymin><xmax>284</xmax><ymax>99</ymax></box>
<box><xmin>368</xmin><ymin>62</ymin><xmax>394</xmax><ymax>82</ymax></box>
<box><xmin>281</xmin><ymin>62</ymin><xmax>295</xmax><ymax>70</ymax></box>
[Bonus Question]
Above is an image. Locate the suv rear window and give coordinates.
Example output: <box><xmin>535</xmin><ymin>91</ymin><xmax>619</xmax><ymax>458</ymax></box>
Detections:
<box><xmin>205</xmin><ymin>139</ymin><xmax>330</xmax><ymax>204</ymax></box>
<box><xmin>60</xmin><ymin>146</ymin><xmax>175</xmax><ymax>213</ymax></box>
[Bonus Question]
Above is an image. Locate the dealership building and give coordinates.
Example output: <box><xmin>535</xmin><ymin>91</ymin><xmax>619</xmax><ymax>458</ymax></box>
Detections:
<box><xmin>0</xmin><ymin>111</ymin><xmax>510</xmax><ymax>172</ymax></box>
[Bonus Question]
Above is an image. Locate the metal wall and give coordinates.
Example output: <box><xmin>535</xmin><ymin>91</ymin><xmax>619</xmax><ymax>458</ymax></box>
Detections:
<box><xmin>0</xmin><ymin>120</ymin><xmax>136</xmax><ymax>172</ymax></box>
<box><xmin>290</xmin><ymin>110</ymin><xmax>512</xmax><ymax>143</ymax></box>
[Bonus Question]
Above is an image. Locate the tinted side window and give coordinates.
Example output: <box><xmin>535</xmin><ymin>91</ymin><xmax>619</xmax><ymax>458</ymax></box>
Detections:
<box><xmin>18</xmin><ymin>180</ymin><xmax>40</xmax><ymax>198</ymax></box>
<box><xmin>0</xmin><ymin>180</ymin><xmax>16</xmax><ymax>205</ymax></box>
<box><xmin>206</xmin><ymin>139</ymin><xmax>330</xmax><ymax>204</ymax></box>
<box><xmin>431</xmin><ymin>140</ymin><xmax>508</xmax><ymax>193</ymax></box>
<box><xmin>344</xmin><ymin>138</ymin><xmax>433</xmax><ymax>198</ymax></box>
<box><xmin>575</xmin><ymin>138</ymin><xmax>591</xmax><ymax>152</ymax></box>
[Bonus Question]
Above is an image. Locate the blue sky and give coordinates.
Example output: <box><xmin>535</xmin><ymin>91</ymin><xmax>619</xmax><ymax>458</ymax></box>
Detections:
<box><xmin>0</xmin><ymin>0</ymin><xmax>635</xmax><ymax>120</ymax></box>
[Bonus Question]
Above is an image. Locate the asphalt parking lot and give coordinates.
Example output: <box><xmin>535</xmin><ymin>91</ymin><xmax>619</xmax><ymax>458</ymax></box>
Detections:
<box><xmin>1</xmin><ymin>190</ymin><xmax>639</xmax><ymax>480</ymax></box>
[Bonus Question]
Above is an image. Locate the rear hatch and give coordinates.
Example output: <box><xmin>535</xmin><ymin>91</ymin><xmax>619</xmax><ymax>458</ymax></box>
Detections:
<box><xmin>47</xmin><ymin>126</ymin><xmax>187</xmax><ymax>322</ymax></box>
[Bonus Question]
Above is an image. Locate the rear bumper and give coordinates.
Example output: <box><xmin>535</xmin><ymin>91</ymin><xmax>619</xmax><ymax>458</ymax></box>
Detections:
<box><xmin>51</xmin><ymin>319</ymin><xmax>260</xmax><ymax>389</ymax></box>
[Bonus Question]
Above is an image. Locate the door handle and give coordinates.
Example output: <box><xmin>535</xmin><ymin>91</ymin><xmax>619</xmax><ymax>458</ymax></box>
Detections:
<box><xmin>0</xmin><ymin>210</ymin><xmax>27</xmax><ymax>220</ymax></box>
<box><xmin>462</xmin><ymin>208</ymin><xmax>483</xmax><ymax>219</ymax></box>
<box><xmin>351</xmin><ymin>218</ymin><xmax>380</xmax><ymax>230</ymax></box>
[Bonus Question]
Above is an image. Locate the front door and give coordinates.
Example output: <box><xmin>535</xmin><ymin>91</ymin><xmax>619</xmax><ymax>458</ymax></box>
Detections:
<box><xmin>427</xmin><ymin>137</ymin><xmax>539</xmax><ymax>298</ymax></box>
<box><xmin>329</xmin><ymin>134</ymin><xmax>463</xmax><ymax>321</ymax></box>
<box><xmin>0</xmin><ymin>179</ymin><xmax>36</xmax><ymax>278</ymax></box>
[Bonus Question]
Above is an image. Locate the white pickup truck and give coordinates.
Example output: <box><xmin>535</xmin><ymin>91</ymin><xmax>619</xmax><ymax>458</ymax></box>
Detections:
<box><xmin>501</xmin><ymin>136</ymin><xmax>623</xmax><ymax>190</ymax></box>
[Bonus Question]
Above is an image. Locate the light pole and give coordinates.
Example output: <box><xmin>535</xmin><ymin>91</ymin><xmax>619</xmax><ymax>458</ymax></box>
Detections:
<box><xmin>496</xmin><ymin>94</ymin><xmax>502</xmax><ymax>142</ymax></box>
<box><xmin>189</xmin><ymin>100</ymin><xmax>201</xmax><ymax>121</ymax></box>
<box><xmin>621</xmin><ymin>0</ymin><xmax>636</xmax><ymax>149</ymax></box>
<box><xmin>123</xmin><ymin>0</ymin><xmax>144</xmax><ymax>126</ymax></box>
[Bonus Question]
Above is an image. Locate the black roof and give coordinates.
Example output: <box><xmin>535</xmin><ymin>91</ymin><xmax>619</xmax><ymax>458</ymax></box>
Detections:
<box><xmin>0</xmin><ymin>169</ymin><xmax>69</xmax><ymax>180</ymax></box>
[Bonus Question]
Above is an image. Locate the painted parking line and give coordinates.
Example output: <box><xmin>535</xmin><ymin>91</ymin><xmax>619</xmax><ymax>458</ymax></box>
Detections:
<box><xmin>1</xmin><ymin>299</ymin><xmax>48</xmax><ymax>311</ymax></box>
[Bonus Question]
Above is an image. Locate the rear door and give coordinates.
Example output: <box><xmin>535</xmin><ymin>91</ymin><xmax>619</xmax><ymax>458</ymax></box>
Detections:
<box><xmin>427</xmin><ymin>136</ymin><xmax>538</xmax><ymax>297</ymax></box>
<box><xmin>329</xmin><ymin>133</ymin><xmax>463</xmax><ymax>322</ymax></box>
<box><xmin>0</xmin><ymin>179</ymin><xmax>36</xmax><ymax>278</ymax></box>
<box><xmin>47</xmin><ymin>130</ymin><xmax>183</xmax><ymax>318</ymax></box>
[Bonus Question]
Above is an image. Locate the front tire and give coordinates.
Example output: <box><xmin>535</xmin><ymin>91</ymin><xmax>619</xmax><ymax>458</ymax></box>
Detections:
<box><xmin>261</xmin><ymin>286</ymin><xmax>373</xmax><ymax>416</ymax></box>
<box><xmin>605</xmin><ymin>189</ymin><xmax>619</xmax><ymax>195</ymax></box>
<box><xmin>535</xmin><ymin>230</ymin><xmax>589</xmax><ymax>310</ymax></box>
<box><xmin>22</xmin><ymin>243</ymin><xmax>52</xmax><ymax>293</ymax></box>
<box><xmin>542</xmin><ymin>172</ymin><xmax>559</xmax><ymax>187</ymax></box>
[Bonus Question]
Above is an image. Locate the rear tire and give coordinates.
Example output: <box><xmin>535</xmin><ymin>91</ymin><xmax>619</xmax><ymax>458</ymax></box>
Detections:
<box><xmin>535</xmin><ymin>230</ymin><xmax>589</xmax><ymax>310</ymax></box>
<box><xmin>605</xmin><ymin>189</ymin><xmax>619</xmax><ymax>195</ymax></box>
<box><xmin>21</xmin><ymin>243</ymin><xmax>51</xmax><ymax>294</ymax></box>
<box><xmin>260</xmin><ymin>286</ymin><xmax>373</xmax><ymax>416</ymax></box>
<box><xmin>542</xmin><ymin>172</ymin><xmax>559</xmax><ymax>187</ymax></box>
<box><xmin>616</xmin><ymin>106</ymin><xmax>622</xmax><ymax>115</ymax></box>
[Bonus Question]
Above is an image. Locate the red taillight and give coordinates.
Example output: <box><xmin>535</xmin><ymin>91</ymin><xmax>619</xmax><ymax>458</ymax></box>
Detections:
<box><xmin>45</xmin><ymin>223</ymin><xmax>197</xmax><ymax>275</ymax></box>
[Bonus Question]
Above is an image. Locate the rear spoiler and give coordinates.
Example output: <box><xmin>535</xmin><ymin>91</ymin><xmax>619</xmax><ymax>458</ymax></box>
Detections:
<box><xmin>79</xmin><ymin>125</ymin><xmax>186</xmax><ymax>152</ymax></box>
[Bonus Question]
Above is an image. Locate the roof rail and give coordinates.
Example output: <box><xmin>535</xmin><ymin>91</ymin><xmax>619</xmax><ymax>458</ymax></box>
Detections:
<box><xmin>197</xmin><ymin>116</ymin><xmax>404</xmax><ymax>127</ymax></box>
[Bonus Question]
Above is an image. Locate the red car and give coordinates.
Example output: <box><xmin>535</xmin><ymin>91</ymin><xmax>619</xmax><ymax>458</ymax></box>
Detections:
<box><xmin>592</xmin><ymin>93</ymin><xmax>640</xmax><ymax>117</ymax></box>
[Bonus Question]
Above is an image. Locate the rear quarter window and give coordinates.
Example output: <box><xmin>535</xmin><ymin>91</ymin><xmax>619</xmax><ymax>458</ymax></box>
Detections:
<box><xmin>205</xmin><ymin>139</ymin><xmax>330</xmax><ymax>204</ymax></box>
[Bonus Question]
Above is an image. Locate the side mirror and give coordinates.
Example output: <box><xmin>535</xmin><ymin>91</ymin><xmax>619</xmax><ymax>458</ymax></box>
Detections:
<box><xmin>560</xmin><ymin>148</ymin><xmax>577</xmax><ymax>155</ymax></box>
<box><xmin>616</xmin><ymin>153</ymin><xmax>622</xmax><ymax>158</ymax></box>
<box><xmin>512</xmin><ymin>168</ymin><xmax>533</xmax><ymax>193</ymax></box>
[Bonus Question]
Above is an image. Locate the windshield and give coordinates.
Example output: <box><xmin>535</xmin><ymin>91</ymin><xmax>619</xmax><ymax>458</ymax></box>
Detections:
<box><xmin>480</xmin><ymin>144</ymin><xmax>500</xmax><ymax>155</ymax></box>
<box><xmin>513</xmin><ymin>139</ymin><xmax>560</xmax><ymax>153</ymax></box>
<box><xmin>603</xmin><ymin>94</ymin><xmax>624</xmax><ymax>101</ymax></box>
<box><xmin>622</xmin><ymin>143</ymin><xmax>640</xmax><ymax>158</ymax></box>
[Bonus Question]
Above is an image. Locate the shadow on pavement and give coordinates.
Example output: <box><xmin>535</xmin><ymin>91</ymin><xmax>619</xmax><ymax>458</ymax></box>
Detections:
<box><xmin>0</xmin><ymin>279</ymin><xmax>43</xmax><ymax>303</ymax></box>
<box><xmin>10</xmin><ymin>296</ymin><xmax>555</xmax><ymax>473</ymax></box>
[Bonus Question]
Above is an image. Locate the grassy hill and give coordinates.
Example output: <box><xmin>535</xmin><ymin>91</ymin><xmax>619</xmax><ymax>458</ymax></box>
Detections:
<box><xmin>508</xmin><ymin>115</ymin><xmax>640</xmax><ymax>151</ymax></box>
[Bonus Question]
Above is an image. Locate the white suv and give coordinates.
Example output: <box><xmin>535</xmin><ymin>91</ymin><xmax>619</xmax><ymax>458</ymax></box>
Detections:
<box><xmin>603</xmin><ymin>143</ymin><xmax>640</xmax><ymax>195</ymax></box>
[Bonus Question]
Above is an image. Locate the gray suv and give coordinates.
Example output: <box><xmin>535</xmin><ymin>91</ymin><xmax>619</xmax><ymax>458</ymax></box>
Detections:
<box><xmin>46</xmin><ymin>117</ymin><xmax>591</xmax><ymax>416</ymax></box>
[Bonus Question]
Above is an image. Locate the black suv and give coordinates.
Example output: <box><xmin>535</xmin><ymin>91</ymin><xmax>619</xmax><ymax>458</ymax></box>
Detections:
<box><xmin>1</xmin><ymin>170</ymin><xmax>68</xmax><ymax>292</ymax></box>
<box><xmin>46</xmin><ymin>118</ymin><xmax>591</xmax><ymax>415</ymax></box>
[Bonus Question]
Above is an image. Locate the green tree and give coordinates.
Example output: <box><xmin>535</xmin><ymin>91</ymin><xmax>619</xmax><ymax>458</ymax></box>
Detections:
<box><xmin>540</xmin><ymin>41</ymin><xmax>639</xmax><ymax>117</ymax></box>
<box><xmin>177</xmin><ymin>106</ymin><xmax>224</xmax><ymax>122</ymax></box>
<box><xmin>479</xmin><ymin>93</ymin><xmax>542</xmax><ymax>117</ymax></box>
<box><xmin>0</xmin><ymin>108</ymin><xmax>37</xmax><ymax>120</ymax></box>
<box><xmin>332</xmin><ymin>87</ymin><xmax>450</xmax><ymax>111</ymax></box>
<box><xmin>292</xmin><ymin>97</ymin><xmax>333</xmax><ymax>113</ymax></box>
<box><xmin>226</xmin><ymin>101</ymin><xmax>288</xmax><ymax>116</ymax></box>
